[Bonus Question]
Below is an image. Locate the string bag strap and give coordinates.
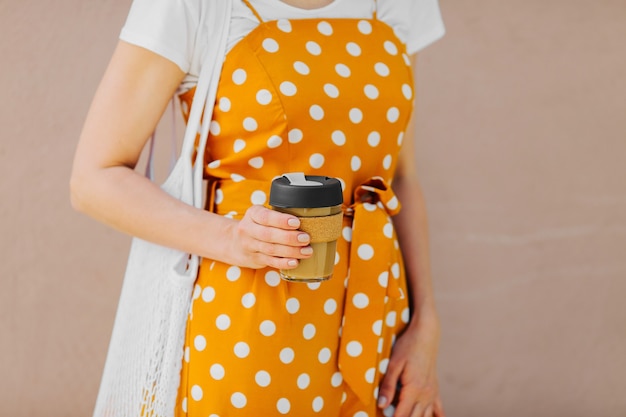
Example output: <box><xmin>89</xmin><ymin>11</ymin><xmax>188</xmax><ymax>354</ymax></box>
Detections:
<box><xmin>241</xmin><ymin>0</ymin><xmax>265</xmax><ymax>23</ymax></box>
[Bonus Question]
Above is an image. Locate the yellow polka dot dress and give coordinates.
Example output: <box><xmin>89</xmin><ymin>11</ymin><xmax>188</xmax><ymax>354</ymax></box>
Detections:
<box><xmin>176</xmin><ymin>2</ymin><xmax>415</xmax><ymax>416</ymax></box>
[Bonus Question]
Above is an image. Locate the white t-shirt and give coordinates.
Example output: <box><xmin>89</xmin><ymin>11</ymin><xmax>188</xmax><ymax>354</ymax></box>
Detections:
<box><xmin>120</xmin><ymin>0</ymin><xmax>445</xmax><ymax>87</ymax></box>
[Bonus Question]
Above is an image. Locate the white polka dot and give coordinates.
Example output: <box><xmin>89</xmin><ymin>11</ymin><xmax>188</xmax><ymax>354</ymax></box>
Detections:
<box><xmin>335</xmin><ymin>251</ymin><xmax>340</xmax><ymax>265</ymax></box>
<box><xmin>364</xmin><ymin>202</ymin><xmax>377</xmax><ymax>212</ymax></box>
<box><xmin>232</xmin><ymin>69</ymin><xmax>247</xmax><ymax>85</ymax></box>
<box><xmin>231</xmin><ymin>173</ymin><xmax>245</xmax><ymax>182</ymax></box>
<box><xmin>234</xmin><ymin>342</ymin><xmax>250</xmax><ymax>358</ymax></box>
<box><xmin>233</xmin><ymin>139</ymin><xmax>246</xmax><ymax>153</ymax></box>
<box><xmin>403</xmin><ymin>52</ymin><xmax>412</xmax><ymax>66</ymax></box>
<box><xmin>297</xmin><ymin>373</ymin><xmax>310</xmax><ymax>389</ymax></box>
<box><xmin>262</xmin><ymin>38</ymin><xmax>279</xmax><ymax>53</ymax></box>
<box><xmin>352</xmin><ymin>293</ymin><xmax>370</xmax><ymax>309</ymax></box>
<box><xmin>383</xmin><ymin>406</ymin><xmax>396</xmax><ymax>417</ymax></box>
<box><xmin>209</xmin><ymin>120</ymin><xmax>221</xmax><ymax>135</ymax></box>
<box><xmin>241</xmin><ymin>292</ymin><xmax>256</xmax><ymax>308</ymax></box>
<box><xmin>318</xmin><ymin>347</ymin><xmax>331</xmax><ymax>363</ymax></box>
<box><xmin>194</xmin><ymin>335</ymin><xmax>206</xmax><ymax>351</ymax></box>
<box><xmin>335</xmin><ymin>63</ymin><xmax>351</xmax><ymax>78</ymax></box>
<box><xmin>391</xmin><ymin>262</ymin><xmax>400</xmax><ymax>278</ymax></box>
<box><xmin>324</xmin><ymin>83</ymin><xmax>339</xmax><ymax>98</ymax></box>
<box><xmin>216</xmin><ymin>314</ymin><xmax>231</xmax><ymax>330</ymax></box>
<box><xmin>280</xmin><ymin>81</ymin><xmax>297</xmax><ymax>96</ymax></box>
<box><xmin>280</xmin><ymin>347</ymin><xmax>295</xmax><ymax>364</ymax></box>
<box><xmin>383</xmin><ymin>154</ymin><xmax>393</xmax><ymax>170</ymax></box>
<box><xmin>181</xmin><ymin>397</ymin><xmax>187</xmax><ymax>413</ymax></box>
<box><xmin>250</xmin><ymin>190</ymin><xmax>267</xmax><ymax>205</ymax></box>
<box><xmin>358</xmin><ymin>20</ymin><xmax>373</xmax><ymax>34</ymax></box>
<box><xmin>193</xmin><ymin>284</ymin><xmax>202</xmax><ymax>300</ymax></box>
<box><xmin>354</xmin><ymin>412</ymin><xmax>368</xmax><ymax>417</ymax></box>
<box><xmin>351</xmin><ymin>156</ymin><xmax>362</xmax><ymax>171</ymax></box>
<box><xmin>384</xmin><ymin>40</ymin><xmax>399</xmax><ymax>55</ymax></box>
<box><xmin>308</xmin><ymin>282</ymin><xmax>321</xmax><ymax>290</ymax></box>
<box><xmin>201</xmin><ymin>287</ymin><xmax>216</xmax><ymax>304</ymax></box>
<box><xmin>331</xmin><ymin>372</ymin><xmax>343</xmax><ymax>387</ymax></box>
<box><xmin>256</xmin><ymin>89</ymin><xmax>272</xmax><ymax>105</ymax></box>
<box><xmin>387</xmin><ymin>107</ymin><xmax>400</xmax><ymax>123</ymax></box>
<box><xmin>243</xmin><ymin>117</ymin><xmax>258</xmax><ymax>132</ymax></box>
<box><xmin>342</xmin><ymin>226</ymin><xmax>352</xmax><ymax>242</ymax></box>
<box><xmin>368</xmin><ymin>131</ymin><xmax>381</xmax><ymax>147</ymax></box>
<box><xmin>255</xmin><ymin>370</ymin><xmax>271</xmax><ymax>387</ymax></box>
<box><xmin>306</xmin><ymin>41</ymin><xmax>322</xmax><ymax>55</ymax></box>
<box><xmin>249</xmin><ymin>157</ymin><xmax>264</xmax><ymax>169</ymax></box>
<box><xmin>218</xmin><ymin>97</ymin><xmax>231</xmax><ymax>112</ymax></box>
<box><xmin>357</xmin><ymin>244</ymin><xmax>374</xmax><ymax>260</ymax></box>
<box><xmin>286</xmin><ymin>298</ymin><xmax>300</xmax><ymax>314</ymax></box>
<box><xmin>331</xmin><ymin>130</ymin><xmax>346</xmax><ymax>146</ymax></box>
<box><xmin>364</xmin><ymin>84</ymin><xmax>379</xmax><ymax>99</ymax></box>
<box><xmin>346</xmin><ymin>42</ymin><xmax>361</xmax><ymax>56</ymax></box>
<box><xmin>231</xmin><ymin>392</ymin><xmax>247</xmax><ymax>408</ymax></box>
<box><xmin>227</xmin><ymin>266</ymin><xmax>241</xmax><ymax>281</ymax></box>
<box><xmin>365</xmin><ymin>368</ymin><xmax>376</xmax><ymax>383</ymax></box>
<box><xmin>317</xmin><ymin>21</ymin><xmax>333</xmax><ymax>35</ymax></box>
<box><xmin>349</xmin><ymin>108</ymin><xmax>363</xmax><ymax>124</ymax></box>
<box><xmin>378</xmin><ymin>271</ymin><xmax>389</xmax><ymax>287</ymax></box>
<box><xmin>375</xmin><ymin>62</ymin><xmax>390</xmax><ymax>77</ymax></box>
<box><xmin>386</xmin><ymin>311</ymin><xmax>397</xmax><ymax>327</ymax></box>
<box><xmin>277</xmin><ymin>398</ymin><xmax>291</xmax><ymax>414</ymax></box>
<box><xmin>265</xmin><ymin>270</ymin><xmax>281</xmax><ymax>287</ymax></box>
<box><xmin>208</xmin><ymin>159</ymin><xmax>221</xmax><ymax>170</ymax></box>
<box><xmin>210</xmin><ymin>364</ymin><xmax>225</xmax><ymax>380</ymax></box>
<box><xmin>347</xmin><ymin>341</ymin><xmax>363</xmax><ymax>357</ymax></box>
<box><xmin>310</xmin><ymin>104</ymin><xmax>325</xmax><ymax>121</ymax></box>
<box><xmin>260</xmin><ymin>320</ymin><xmax>276</xmax><ymax>336</ymax></box>
<box><xmin>267</xmin><ymin>135</ymin><xmax>283</xmax><ymax>148</ymax></box>
<box><xmin>184</xmin><ymin>346</ymin><xmax>190</xmax><ymax>363</ymax></box>
<box><xmin>277</xmin><ymin>19</ymin><xmax>292</xmax><ymax>32</ymax></box>
<box><xmin>294</xmin><ymin>61</ymin><xmax>310</xmax><ymax>75</ymax></box>
<box><xmin>397</xmin><ymin>131</ymin><xmax>404</xmax><ymax>146</ymax></box>
<box><xmin>401</xmin><ymin>307</ymin><xmax>410</xmax><ymax>323</ymax></box>
<box><xmin>383</xmin><ymin>222</ymin><xmax>393</xmax><ymax>238</ymax></box>
<box><xmin>324</xmin><ymin>299</ymin><xmax>337</xmax><ymax>315</ymax></box>
<box><xmin>303</xmin><ymin>324</ymin><xmax>316</xmax><ymax>340</ymax></box>
<box><xmin>191</xmin><ymin>385</ymin><xmax>203</xmax><ymax>401</ymax></box>
<box><xmin>402</xmin><ymin>84</ymin><xmax>413</xmax><ymax>100</ymax></box>
<box><xmin>312</xmin><ymin>396</ymin><xmax>324</xmax><ymax>412</ymax></box>
<box><xmin>379</xmin><ymin>337</ymin><xmax>386</xmax><ymax>353</ymax></box>
<box><xmin>379</xmin><ymin>358</ymin><xmax>390</xmax><ymax>373</ymax></box>
<box><xmin>309</xmin><ymin>153</ymin><xmax>325</xmax><ymax>169</ymax></box>
<box><xmin>288</xmin><ymin>128</ymin><xmax>303</xmax><ymax>143</ymax></box>
<box><xmin>372</xmin><ymin>319</ymin><xmax>383</xmax><ymax>336</ymax></box>
<box><xmin>387</xmin><ymin>196</ymin><xmax>399</xmax><ymax>211</ymax></box>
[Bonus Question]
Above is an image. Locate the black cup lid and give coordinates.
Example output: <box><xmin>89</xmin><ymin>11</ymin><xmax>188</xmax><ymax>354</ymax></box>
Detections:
<box><xmin>269</xmin><ymin>173</ymin><xmax>343</xmax><ymax>208</ymax></box>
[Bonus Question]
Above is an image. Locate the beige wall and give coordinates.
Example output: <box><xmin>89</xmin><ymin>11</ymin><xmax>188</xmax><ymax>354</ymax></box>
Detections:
<box><xmin>1</xmin><ymin>1</ymin><xmax>625</xmax><ymax>416</ymax></box>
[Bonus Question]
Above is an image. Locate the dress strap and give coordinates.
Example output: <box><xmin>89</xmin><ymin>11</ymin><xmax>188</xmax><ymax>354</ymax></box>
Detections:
<box><xmin>372</xmin><ymin>0</ymin><xmax>377</xmax><ymax>19</ymax></box>
<box><xmin>240</xmin><ymin>0</ymin><xmax>264</xmax><ymax>23</ymax></box>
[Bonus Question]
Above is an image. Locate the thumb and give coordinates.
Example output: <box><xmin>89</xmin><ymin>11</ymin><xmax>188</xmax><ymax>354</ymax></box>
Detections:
<box><xmin>377</xmin><ymin>357</ymin><xmax>403</xmax><ymax>409</ymax></box>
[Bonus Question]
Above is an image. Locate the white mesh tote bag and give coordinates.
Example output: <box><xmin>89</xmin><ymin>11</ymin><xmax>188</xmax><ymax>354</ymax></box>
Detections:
<box><xmin>93</xmin><ymin>2</ymin><xmax>232</xmax><ymax>416</ymax></box>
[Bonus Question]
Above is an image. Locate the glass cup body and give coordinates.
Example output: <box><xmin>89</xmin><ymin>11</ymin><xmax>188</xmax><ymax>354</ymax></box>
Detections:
<box><xmin>273</xmin><ymin>205</ymin><xmax>342</xmax><ymax>282</ymax></box>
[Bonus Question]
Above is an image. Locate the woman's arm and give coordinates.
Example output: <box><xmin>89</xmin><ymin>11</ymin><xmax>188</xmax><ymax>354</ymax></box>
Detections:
<box><xmin>377</xmin><ymin>55</ymin><xmax>445</xmax><ymax>417</ymax></box>
<box><xmin>70</xmin><ymin>41</ymin><xmax>311</xmax><ymax>270</ymax></box>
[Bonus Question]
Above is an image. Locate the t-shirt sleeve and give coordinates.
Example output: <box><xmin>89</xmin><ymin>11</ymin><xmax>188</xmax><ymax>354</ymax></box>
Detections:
<box><xmin>380</xmin><ymin>0</ymin><xmax>445</xmax><ymax>55</ymax></box>
<box><xmin>119</xmin><ymin>0</ymin><xmax>201</xmax><ymax>74</ymax></box>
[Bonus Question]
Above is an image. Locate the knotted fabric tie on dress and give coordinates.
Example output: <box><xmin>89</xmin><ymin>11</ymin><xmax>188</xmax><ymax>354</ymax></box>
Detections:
<box><xmin>338</xmin><ymin>177</ymin><xmax>403</xmax><ymax>406</ymax></box>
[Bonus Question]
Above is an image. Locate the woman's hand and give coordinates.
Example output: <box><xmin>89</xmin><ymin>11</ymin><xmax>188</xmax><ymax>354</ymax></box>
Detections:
<box><xmin>226</xmin><ymin>205</ymin><xmax>313</xmax><ymax>270</ymax></box>
<box><xmin>377</xmin><ymin>318</ymin><xmax>445</xmax><ymax>417</ymax></box>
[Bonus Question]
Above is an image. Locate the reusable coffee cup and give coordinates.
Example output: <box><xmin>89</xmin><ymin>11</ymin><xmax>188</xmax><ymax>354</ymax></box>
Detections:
<box><xmin>269</xmin><ymin>173</ymin><xmax>343</xmax><ymax>282</ymax></box>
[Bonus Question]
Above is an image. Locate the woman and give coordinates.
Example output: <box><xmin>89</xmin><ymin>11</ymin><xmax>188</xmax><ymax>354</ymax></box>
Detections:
<box><xmin>71</xmin><ymin>0</ymin><xmax>445</xmax><ymax>416</ymax></box>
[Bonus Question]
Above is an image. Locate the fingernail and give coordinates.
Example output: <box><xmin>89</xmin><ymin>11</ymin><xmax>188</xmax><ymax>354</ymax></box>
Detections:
<box><xmin>287</xmin><ymin>259</ymin><xmax>298</xmax><ymax>267</ymax></box>
<box><xmin>300</xmin><ymin>247</ymin><xmax>313</xmax><ymax>255</ymax></box>
<box><xmin>297</xmin><ymin>233</ymin><xmax>310</xmax><ymax>243</ymax></box>
<box><xmin>377</xmin><ymin>395</ymin><xmax>388</xmax><ymax>408</ymax></box>
<box><xmin>288</xmin><ymin>218</ymin><xmax>300</xmax><ymax>227</ymax></box>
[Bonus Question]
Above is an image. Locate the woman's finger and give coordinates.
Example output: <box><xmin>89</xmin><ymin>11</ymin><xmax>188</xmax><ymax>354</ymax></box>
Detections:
<box><xmin>377</xmin><ymin>357</ymin><xmax>404</xmax><ymax>409</ymax></box>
